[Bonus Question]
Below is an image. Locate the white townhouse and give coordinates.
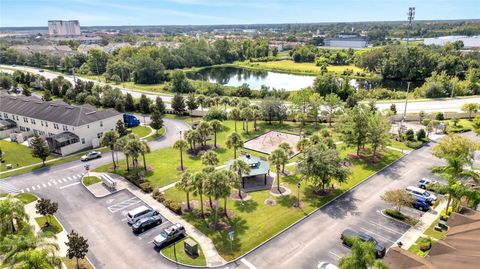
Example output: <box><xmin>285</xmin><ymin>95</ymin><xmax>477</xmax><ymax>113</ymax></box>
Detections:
<box><xmin>0</xmin><ymin>92</ymin><xmax>123</xmax><ymax>156</ymax></box>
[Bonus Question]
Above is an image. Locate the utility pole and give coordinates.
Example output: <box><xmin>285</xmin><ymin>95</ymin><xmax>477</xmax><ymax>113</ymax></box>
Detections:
<box><xmin>401</xmin><ymin>7</ymin><xmax>415</xmax><ymax>132</ymax></box>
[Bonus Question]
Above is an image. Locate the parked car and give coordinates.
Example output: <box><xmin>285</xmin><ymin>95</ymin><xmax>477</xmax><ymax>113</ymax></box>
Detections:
<box><xmin>131</xmin><ymin>215</ymin><xmax>162</xmax><ymax>234</ymax></box>
<box><xmin>127</xmin><ymin>206</ymin><xmax>158</xmax><ymax>225</ymax></box>
<box><xmin>411</xmin><ymin>196</ymin><xmax>431</xmax><ymax>211</ymax></box>
<box><xmin>153</xmin><ymin>223</ymin><xmax>186</xmax><ymax>247</ymax></box>
<box><xmin>418</xmin><ymin>178</ymin><xmax>437</xmax><ymax>190</ymax></box>
<box><xmin>406</xmin><ymin>186</ymin><xmax>437</xmax><ymax>202</ymax></box>
<box><xmin>80</xmin><ymin>151</ymin><xmax>102</xmax><ymax>161</ymax></box>
<box><xmin>39</xmin><ymin>69</ymin><xmax>44</xmax><ymax>72</ymax></box>
<box><xmin>317</xmin><ymin>261</ymin><xmax>339</xmax><ymax>269</ymax></box>
<box><xmin>341</xmin><ymin>229</ymin><xmax>386</xmax><ymax>258</ymax></box>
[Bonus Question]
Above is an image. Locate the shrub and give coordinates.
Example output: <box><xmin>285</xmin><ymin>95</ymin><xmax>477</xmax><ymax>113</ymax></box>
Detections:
<box><xmin>139</xmin><ymin>182</ymin><xmax>153</xmax><ymax>193</ymax></box>
<box><xmin>418</xmin><ymin>237</ymin><xmax>432</xmax><ymax>251</ymax></box>
<box><xmin>384</xmin><ymin>209</ymin><xmax>418</xmax><ymax>226</ymax></box>
<box><xmin>405</xmin><ymin>129</ymin><xmax>415</xmax><ymax>141</ymax></box>
<box><xmin>406</xmin><ymin>140</ymin><xmax>424</xmax><ymax>149</ymax></box>
<box><xmin>416</xmin><ymin>129</ymin><xmax>427</xmax><ymax>141</ymax></box>
<box><xmin>151</xmin><ymin>189</ymin><xmax>165</xmax><ymax>203</ymax></box>
<box><xmin>163</xmin><ymin>199</ymin><xmax>182</xmax><ymax>215</ymax></box>
<box><xmin>435</xmin><ymin>112</ymin><xmax>444</xmax><ymax>121</ymax></box>
<box><xmin>203</xmin><ymin>107</ymin><xmax>227</xmax><ymax>121</ymax></box>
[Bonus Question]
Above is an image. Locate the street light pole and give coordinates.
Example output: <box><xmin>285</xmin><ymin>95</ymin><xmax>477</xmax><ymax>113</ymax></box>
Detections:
<box><xmin>173</xmin><ymin>242</ymin><xmax>179</xmax><ymax>269</ymax></box>
<box><xmin>296</xmin><ymin>182</ymin><xmax>301</xmax><ymax>208</ymax></box>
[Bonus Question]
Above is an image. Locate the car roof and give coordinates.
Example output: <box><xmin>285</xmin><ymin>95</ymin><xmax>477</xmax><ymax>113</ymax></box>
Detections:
<box><xmin>407</xmin><ymin>186</ymin><xmax>425</xmax><ymax>192</ymax></box>
<box><xmin>128</xmin><ymin>205</ymin><xmax>151</xmax><ymax>216</ymax></box>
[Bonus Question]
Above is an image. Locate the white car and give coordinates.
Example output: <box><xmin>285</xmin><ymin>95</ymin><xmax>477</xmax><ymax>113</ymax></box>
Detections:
<box><xmin>80</xmin><ymin>151</ymin><xmax>102</xmax><ymax>161</ymax></box>
<box><xmin>418</xmin><ymin>178</ymin><xmax>437</xmax><ymax>189</ymax></box>
<box><xmin>318</xmin><ymin>261</ymin><xmax>339</xmax><ymax>269</ymax></box>
<box><xmin>406</xmin><ymin>186</ymin><xmax>437</xmax><ymax>201</ymax></box>
<box><xmin>153</xmin><ymin>223</ymin><xmax>185</xmax><ymax>247</ymax></box>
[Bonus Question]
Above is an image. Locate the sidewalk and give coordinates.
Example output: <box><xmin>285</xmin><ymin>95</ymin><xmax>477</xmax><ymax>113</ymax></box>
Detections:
<box><xmin>396</xmin><ymin>200</ymin><xmax>447</xmax><ymax>250</ymax></box>
<box><xmin>90</xmin><ymin>173</ymin><xmax>227</xmax><ymax>267</ymax></box>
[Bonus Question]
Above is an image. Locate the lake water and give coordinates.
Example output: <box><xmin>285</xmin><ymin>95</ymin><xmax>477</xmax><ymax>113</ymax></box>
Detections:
<box><xmin>187</xmin><ymin>67</ymin><xmax>315</xmax><ymax>91</ymax></box>
<box><xmin>188</xmin><ymin>66</ymin><xmax>419</xmax><ymax>92</ymax></box>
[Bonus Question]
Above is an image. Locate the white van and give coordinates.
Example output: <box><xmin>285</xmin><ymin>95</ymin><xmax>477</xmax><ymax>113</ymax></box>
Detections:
<box><xmin>406</xmin><ymin>186</ymin><xmax>437</xmax><ymax>201</ymax></box>
<box><xmin>127</xmin><ymin>206</ymin><xmax>157</xmax><ymax>225</ymax></box>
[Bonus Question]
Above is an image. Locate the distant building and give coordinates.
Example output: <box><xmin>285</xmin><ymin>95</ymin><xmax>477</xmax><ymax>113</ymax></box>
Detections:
<box><xmin>424</xmin><ymin>35</ymin><xmax>480</xmax><ymax>49</ymax></box>
<box><xmin>324</xmin><ymin>36</ymin><xmax>368</xmax><ymax>49</ymax></box>
<box><xmin>10</xmin><ymin>45</ymin><xmax>73</xmax><ymax>57</ymax></box>
<box><xmin>48</xmin><ymin>20</ymin><xmax>81</xmax><ymax>36</ymax></box>
<box><xmin>0</xmin><ymin>93</ymin><xmax>122</xmax><ymax>156</ymax></box>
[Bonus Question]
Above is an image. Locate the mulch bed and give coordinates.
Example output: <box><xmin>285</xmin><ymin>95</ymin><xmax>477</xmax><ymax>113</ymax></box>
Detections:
<box><xmin>281</xmin><ymin>170</ymin><xmax>293</xmax><ymax>176</ymax></box>
<box><xmin>186</xmin><ymin>144</ymin><xmax>214</xmax><ymax>156</ymax></box>
<box><xmin>270</xmin><ymin>186</ymin><xmax>290</xmax><ymax>196</ymax></box>
<box><xmin>176</xmin><ymin>166</ymin><xmax>186</xmax><ymax>172</ymax></box>
<box><xmin>312</xmin><ymin>188</ymin><xmax>332</xmax><ymax>196</ymax></box>
<box><xmin>204</xmin><ymin>200</ymin><xmax>219</xmax><ymax>209</ymax></box>
<box><xmin>264</xmin><ymin>199</ymin><xmax>277</xmax><ymax>206</ymax></box>
<box><xmin>230</xmin><ymin>191</ymin><xmax>251</xmax><ymax>201</ymax></box>
<box><xmin>180</xmin><ymin>200</ymin><xmax>199</xmax><ymax>214</ymax></box>
<box><xmin>208</xmin><ymin>220</ymin><xmax>231</xmax><ymax>231</ymax></box>
<box><xmin>219</xmin><ymin>209</ymin><xmax>235</xmax><ymax>218</ymax></box>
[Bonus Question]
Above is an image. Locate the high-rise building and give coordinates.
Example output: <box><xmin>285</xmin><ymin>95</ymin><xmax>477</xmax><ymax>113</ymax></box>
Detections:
<box><xmin>48</xmin><ymin>20</ymin><xmax>81</xmax><ymax>36</ymax></box>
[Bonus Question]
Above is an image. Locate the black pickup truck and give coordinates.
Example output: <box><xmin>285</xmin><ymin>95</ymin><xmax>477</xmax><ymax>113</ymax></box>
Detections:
<box><xmin>341</xmin><ymin>229</ymin><xmax>386</xmax><ymax>258</ymax></box>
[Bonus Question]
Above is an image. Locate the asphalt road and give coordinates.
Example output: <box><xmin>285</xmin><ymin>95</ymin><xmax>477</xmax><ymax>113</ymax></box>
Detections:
<box><xmin>234</xmin><ymin>140</ymin><xmax>446</xmax><ymax>269</ymax></box>
<box><xmin>2</xmin><ymin>64</ymin><xmax>480</xmax><ymax>113</ymax></box>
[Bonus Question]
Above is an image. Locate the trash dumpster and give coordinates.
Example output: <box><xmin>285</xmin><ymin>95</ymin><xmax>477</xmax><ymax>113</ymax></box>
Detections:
<box><xmin>184</xmin><ymin>238</ymin><xmax>198</xmax><ymax>257</ymax></box>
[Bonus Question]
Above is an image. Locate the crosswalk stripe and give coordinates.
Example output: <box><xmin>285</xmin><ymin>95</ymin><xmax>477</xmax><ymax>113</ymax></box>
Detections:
<box><xmin>26</xmin><ymin>188</ymin><xmax>30</xmax><ymax>192</ymax></box>
<box><xmin>67</xmin><ymin>177</ymin><xmax>72</xmax><ymax>181</ymax></box>
<box><xmin>53</xmin><ymin>181</ymin><xmax>58</xmax><ymax>185</ymax></box>
<box><xmin>73</xmin><ymin>175</ymin><xmax>79</xmax><ymax>179</ymax></box>
<box><xmin>36</xmin><ymin>184</ymin><xmax>41</xmax><ymax>189</ymax></box>
<box><xmin>62</xmin><ymin>178</ymin><xmax>68</xmax><ymax>183</ymax></box>
<box><xmin>48</xmin><ymin>182</ymin><xmax>52</xmax><ymax>186</ymax></box>
<box><xmin>20</xmin><ymin>189</ymin><xmax>24</xmax><ymax>193</ymax></box>
<box><xmin>31</xmin><ymin>186</ymin><xmax>36</xmax><ymax>190</ymax></box>
<box><xmin>42</xmin><ymin>183</ymin><xmax>47</xmax><ymax>188</ymax></box>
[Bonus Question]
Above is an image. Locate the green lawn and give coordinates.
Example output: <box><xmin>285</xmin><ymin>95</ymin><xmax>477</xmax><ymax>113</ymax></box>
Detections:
<box><xmin>235</xmin><ymin>60</ymin><xmax>372</xmax><ymax>78</ymax></box>
<box><xmin>35</xmin><ymin>216</ymin><xmax>63</xmax><ymax>234</ymax></box>
<box><xmin>161</xmin><ymin>237</ymin><xmax>207</xmax><ymax>266</ymax></box>
<box><xmin>164</xmin><ymin>147</ymin><xmax>402</xmax><ymax>260</ymax></box>
<box><xmin>15</xmin><ymin>193</ymin><xmax>37</xmax><ymax>204</ymax></box>
<box><xmin>145</xmin><ymin>127</ymin><xmax>165</xmax><ymax>141</ymax></box>
<box><xmin>424</xmin><ymin>219</ymin><xmax>447</xmax><ymax>240</ymax></box>
<box><xmin>129</xmin><ymin>125</ymin><xmax>152</xmax><ymax>138</ymax></box>
<box><xmin>82</xmin><ymin>176</ymin><xmax>101</xmax><ymax>186</ymax></box>
<box><xmin>95</xmin><ymin>120</ymin><xmax>304</xmax><ymax>187</ymax></box>
<box><xmin>0</xmin><ymin>140</ymin><xmax>54</xmax><ymax>172</ymax></box>
<box><xmin>62</xmin><ymin>257</ymin><xmax>94</xmax><ymax>269</ymax></box>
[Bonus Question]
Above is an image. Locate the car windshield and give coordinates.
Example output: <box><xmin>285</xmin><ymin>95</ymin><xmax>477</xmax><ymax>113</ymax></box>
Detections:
<box><xmin>424</xmin><ymin>191</ymin><xmax>431</xmax><ymax>197</ymax></box>
<box><xmin>160</xmin><ymin>231</ymin><xmax>168</xmax><ymax>237</ymax></box>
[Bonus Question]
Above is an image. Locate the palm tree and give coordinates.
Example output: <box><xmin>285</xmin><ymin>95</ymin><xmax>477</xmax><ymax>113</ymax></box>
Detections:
<box><xmin>196</xmin><ymin>121</ymin><xmax>212</xmax><ymax>147</ymax></box>
<box><xmin>296</xmin><ymin>138</ymin><xmax>310</xmax><ymax>157</ymax></box>
<box><xmin>115</xmin><ymin>134</ymin><xmax>136</xmax><ymax>172</ymax></box>
<box><xmin>241</xmin><ymin>107</ymin><xmax>253</xmax><ymax>133</ymax></box>
<box><xmin>8</xmin><ymin>249</ymin><xmax>60</xmax><ymax>269</ymax></box>
<box><xmin>196</xmin><ymin>95</ymin><xmax>206</xmax><ymax>110</ymax></box>
<box><xmin>201</xmin><ymin>150</ymin><xmax>219</xmax><ymax>166</ymax></box>
<box><xmin>229</xmin><ymin>159</ymin><xmax>251</xmax><ymax>199</ymax></box>
<box><xmin>204</xmin><ymin>170</ymin><xmax>228</xmax><ymax>227</ymax></box>
<box><xmin>228</xmin><ymin>108</ymin><xmax>241</xmax><ymax>132</ymax></box>
<box><xmin>173</xmin><ymin>139</ymin><xmax>188</xmax><ymax>171</ymax></box>
<box><xmin>125</xmin><ymin>138</ymin><xmax>142</xmax><ymax>168</ymax></box>
<box><xmin>140</xmin><ymin>140</ymin><xmax>150</xmax><ymax>171</ymax></box>
<box><xmin>209</xmin><ymin>120</ymin><xmax>223</xmax><ymax>148</ymax></box>
<box><xmin>269</xmin><ymin>148</ymin><xmax>288</xmax><ymax>192</ymax></box>
<box><xmin>185</xmin><ymin>130</ymin><xmax>201</xmax><ymax>151</ymax></box>
<box><xmin>221</xmin><ymin>170</ymin><xmax>234</xmax><ymax>217</ymax></box>
<box><xmin>278</xmin><ymin>142</ymin><xmax>293</xmax><ymax>172</ymax></box>
<box><xmin>226</xmin><ymin>132</ymin><xmax>244</xmax><ymax>159</ymax></box>
<box><xmin>221</xmin><ymin>96</ymin><xmax>230</xmax><ymax>110</ymax></box>
<box><xmin>191</xmin><ymin>171</ymin><xmax>206</xmax><ymax>218</ymax></box>
<box><xmin>338</xmin><ymin>237</ymin><xmax>387</xmax><ymax>269</ymax></box>
<box><xmin>176</xmin><ymin>172</ymin><xmax>193</xmax><ymax>210</ymax></box>
<box><xmin>100</xmin><ymin>131</ymin><xmax>119</xmax><ymax>170</ymax></box>
<box><xmin>0</xmin><ymin>196</ymin><xmax>28</xmax><ymax>235</ymax></box>
<box><xmin>251</xmin><ymin>105</ymin><xmax>261</xmax><ymax>131</ymax></box>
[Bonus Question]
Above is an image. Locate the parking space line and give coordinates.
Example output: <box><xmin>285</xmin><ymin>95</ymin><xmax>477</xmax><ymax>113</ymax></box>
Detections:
<box><xmin>240</xmin><ymin>258</ymin><xmax>257</xmax><ymax>269</ymax></box>
<box><xmin>367</xmin><ymin>220</ymin><xmax>405</xmax><ymax>235</ymax></box>
<box><xmin>359</xmin><ymin>227</ymin><xmax>396</xmax><ymax>244</ymax></box>
<box><xmin>62</xmin><ymin>178</ymin><xmax>68</xmax><ymax>183</ymax></box>
<box><xmin>328</xmin><ymin>251</ymin><xmax>341</xmax><ymax>259</ymax></box>
<box><xmin>48</xmin><ymin>182</ymin><xmax>52</xmax><ymax>186</ymax></box>
<box><xmin>26</xmin><ymin>187</ymin><xmax>30</xmax><ymax>192</ymax></box>
<box><xmin>107</xmin><ymin>197</ymin><xmax>142</xmax><ymax>213</ymax></box>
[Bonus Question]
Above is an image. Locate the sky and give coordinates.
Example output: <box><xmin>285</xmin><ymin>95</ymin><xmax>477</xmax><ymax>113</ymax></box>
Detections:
<box><xmin>0</xmin><ymin>0</ymin><xmax>479</xmax><ymax>27</ymax></box>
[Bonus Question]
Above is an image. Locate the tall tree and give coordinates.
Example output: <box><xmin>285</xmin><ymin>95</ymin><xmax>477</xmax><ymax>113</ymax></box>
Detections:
<box><xmin>171</xmin><ymin>94</ymin><xmax>186</xmax><ymax>115</ymax></box>
<box><xmin>228</xmin><ymin>108</ymin><xmax>241</xmax><ymax>132</ymax></box>
<box><xmin>209</xmin><ymin>120</ymin><xmax>223</xmax><ymax>148</ymax></box>
<box><xmin>30</xmin><ymin>135</ymin><xmax>50</xmax><ymax>166</ymax></box>
<box><xmin>173</xmin><ymin>139</ymin><xmax>188</xmax><ymax>171</ymax></box>
<box><xmin>176</xmin><ymin>172</ymin><xmax>194</xmax><ymax>210</ymax></box>
<box><xmin>367</xmin><ymin>113</ymin><xmax>391</xmax><ymax>156</ymax></box>
<box><xmin>35</xmin><ymin>198</ymin><xmax>58</xmax><ymax>227</ymax></box>
<box><xmin>226</xmin><ymin>132</ymin><xmax>244</xmax><ymax>159</ymax></box>
<box><xmin>338</xmin><ymin>105</ymin><xmax>371</xmax><ymax>156</ymax></box>
<box><xmin>461</xmin><ymin>103</ymin><xmax>478</xmax><ymax>120</ymax></box>
<box><xmin>229</xmin><ymin>159</ymin><xmax>251</xmax><ymax>199</ymax></box>
<box><xmin>139</xmin><ymin>140</ymin><xmax>151</xmax><ymax>171</ymax></box>
<box><xmin>65</xmin><ymin>230</ymin><xmax>89</xmax><ymax>269</ymax></box>
<box><xmin>100</xmin><ymin>131</ymin><xmax>119</xmax><ymax>170</ymax></box>
<box><xmin>125</xmin><ymin>93</ymin><xmax>136</xmax><ymax>111</ymax></box>
<box><xmin>0</xmin><ymin>196</ymin><xmax>28</xmax><ymax>235</ymax></box>
<box><xmin>196</xmin><ymin>121</ymin><xmax>212</xmax><ymax>147</ymax></box>
<box><xmin>138</xmin><ymin>94</ymin><xmax>151</xmax><ymax>114</ymax></box>
<box><xmin>323</xmin><ymin>93</ymin><xmax>342</xmax><ymax>127</ymax></box>
<box><xmin>154</xmin><ymin>96</ymin><xmax>166</xmax><ymax>115</ymax></box>
<box><xmin>381</xmin><ymin>189</ymin><xmax>415</xmax><ymax>213</ymax></box>
<box><xmin>201</xmin><ymin>150</ymin><xmax>219</xmax><ymax>166</ymax></box>
<box><xmin>186</xmin><ymin>93</ymin><xmax>198</xmax><ymax>116</ymax></box>
<box><xmin>269</xmin><ymin>148</ymin><xmax>288</xmax><ymax>192</ymax></box>
<box><xmin>191</xmin><ymin>171</ymin><xmax>206</xmax><ymax>218</ymax></box>
<box><xmin>150</xmin><ymin>109</ymin><xmax>164</xmax><ymax>134</ymax></box>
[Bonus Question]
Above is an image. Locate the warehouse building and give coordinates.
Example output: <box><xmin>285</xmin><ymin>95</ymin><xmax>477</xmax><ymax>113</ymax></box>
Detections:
<box><xmin>0</xmin><ymin>93</ymin><xmax>122</xmax><ymax>156</ymax></box>
<box><xmin>48</xmin><ymin>20</ymin><xmax>81</xmax><ymax>36</ymax></box>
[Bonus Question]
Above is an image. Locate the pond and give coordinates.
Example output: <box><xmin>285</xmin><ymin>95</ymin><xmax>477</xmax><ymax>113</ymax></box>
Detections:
<box><xmin>187</xmin><ymin>67</ymin><xmax>315</xmax><ymax>91</ymax></box>
<box><xmin>188</xmin><ymin>66</ymin><xmax>420</xmax><ymax>92</ymax></box>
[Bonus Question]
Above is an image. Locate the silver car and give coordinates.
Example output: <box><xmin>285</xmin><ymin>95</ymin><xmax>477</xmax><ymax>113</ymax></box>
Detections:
<box><xmin>81</xmin><ymin>151</ymin><xmax>102</xmax><ymax>161</ymax></box>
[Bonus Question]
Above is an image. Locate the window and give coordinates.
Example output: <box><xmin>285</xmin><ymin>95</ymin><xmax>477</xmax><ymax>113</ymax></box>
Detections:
<box><xmin>45</xmin><ymin>122</ymin><xmax>48</xmax><ymax>127</ymax></box>
<box><xmin>3</xmin><ymin>113</ymin><xmax>7</xmax><ymax>119</ymax></box>
<box><xmin>41</xmin><ymin>121</ymin><xmax>44</xmax><ymax>127</ymax></box>
<box><xmin>23</xmin><ymin>117</ymin><xmax>28</xmax><ymax>123</ymax></box>
<box><xmin>48</xmin><ymin>133</ymin><xmax>54</xmax><ymax>137</ymax></box>
<box><xmin>87</xmin><ymin>125</ymin><xmax>90</xmax><ymax>129</ymax></box>
<box><xmin>62</xmin><ymin>125</ymin><xmax>68</xmax><ymax>131</ymax></box>
<box><xmin>81</xmin><ymin>138</ymin><xmax>85</xmax><ymax>144</ymax></box>
<box><xmin>53</xmin><ymin>123</ymin><xmax>59</xmax><ymax>130</ymax></box>
<box><xmin>97</xmin><ymin>132</ymin><xmax>103</xmax><ymax>139</ymax></box>
<box><xmin>31</xmin><ymin>119</ymin><xmax>36</xmax><ymax>125</ymax></box>
<box><xmin>20</xmin><ymin>126</ymin><xmax>26</xmax><ymax>132</ymax></box>
<box><xmin>100</xmin><ymin>121</ymin><xmax>103</xmax><ymax>127</ymax></box>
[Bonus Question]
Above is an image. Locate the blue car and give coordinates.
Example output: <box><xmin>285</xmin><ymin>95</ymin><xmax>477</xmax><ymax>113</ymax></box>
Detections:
<box><xmin>411</xmin><ymin>196</ymin><xmax>431</xmax><ymax>211</ymax></box>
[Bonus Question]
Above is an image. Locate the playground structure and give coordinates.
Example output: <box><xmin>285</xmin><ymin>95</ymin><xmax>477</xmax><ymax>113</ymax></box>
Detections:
<box><xmin>243</xmin><ymin>130</ymin><xmax>300</xmax><ymax>157</ymax></box>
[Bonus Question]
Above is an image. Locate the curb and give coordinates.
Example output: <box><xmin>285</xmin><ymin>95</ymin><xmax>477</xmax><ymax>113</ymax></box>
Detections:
<box><xmin>224</xmin><ymin>148</ymin><xmax>415</xmax><ymax>266</ymax></box>
<box><xmin>379</xmin><ymin>209</ymin><xmax>415</xmax><ymax>227</ymax></box>
<box><xmin>80</xmin><ymin>174</ymin><xmax>125</xmax><ymax>199</ymax></box>
<box><xmin>159</xmin><ymin>252</ymin><xmax>208</xmax><ymax>268</ymax></box>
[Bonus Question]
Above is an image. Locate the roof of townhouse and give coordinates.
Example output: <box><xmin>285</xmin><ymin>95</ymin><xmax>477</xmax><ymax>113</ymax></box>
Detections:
<box><xmin>0</xmin><ymin>92</ymin><xmax>121</xmax><ymax>126</ymax></box>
